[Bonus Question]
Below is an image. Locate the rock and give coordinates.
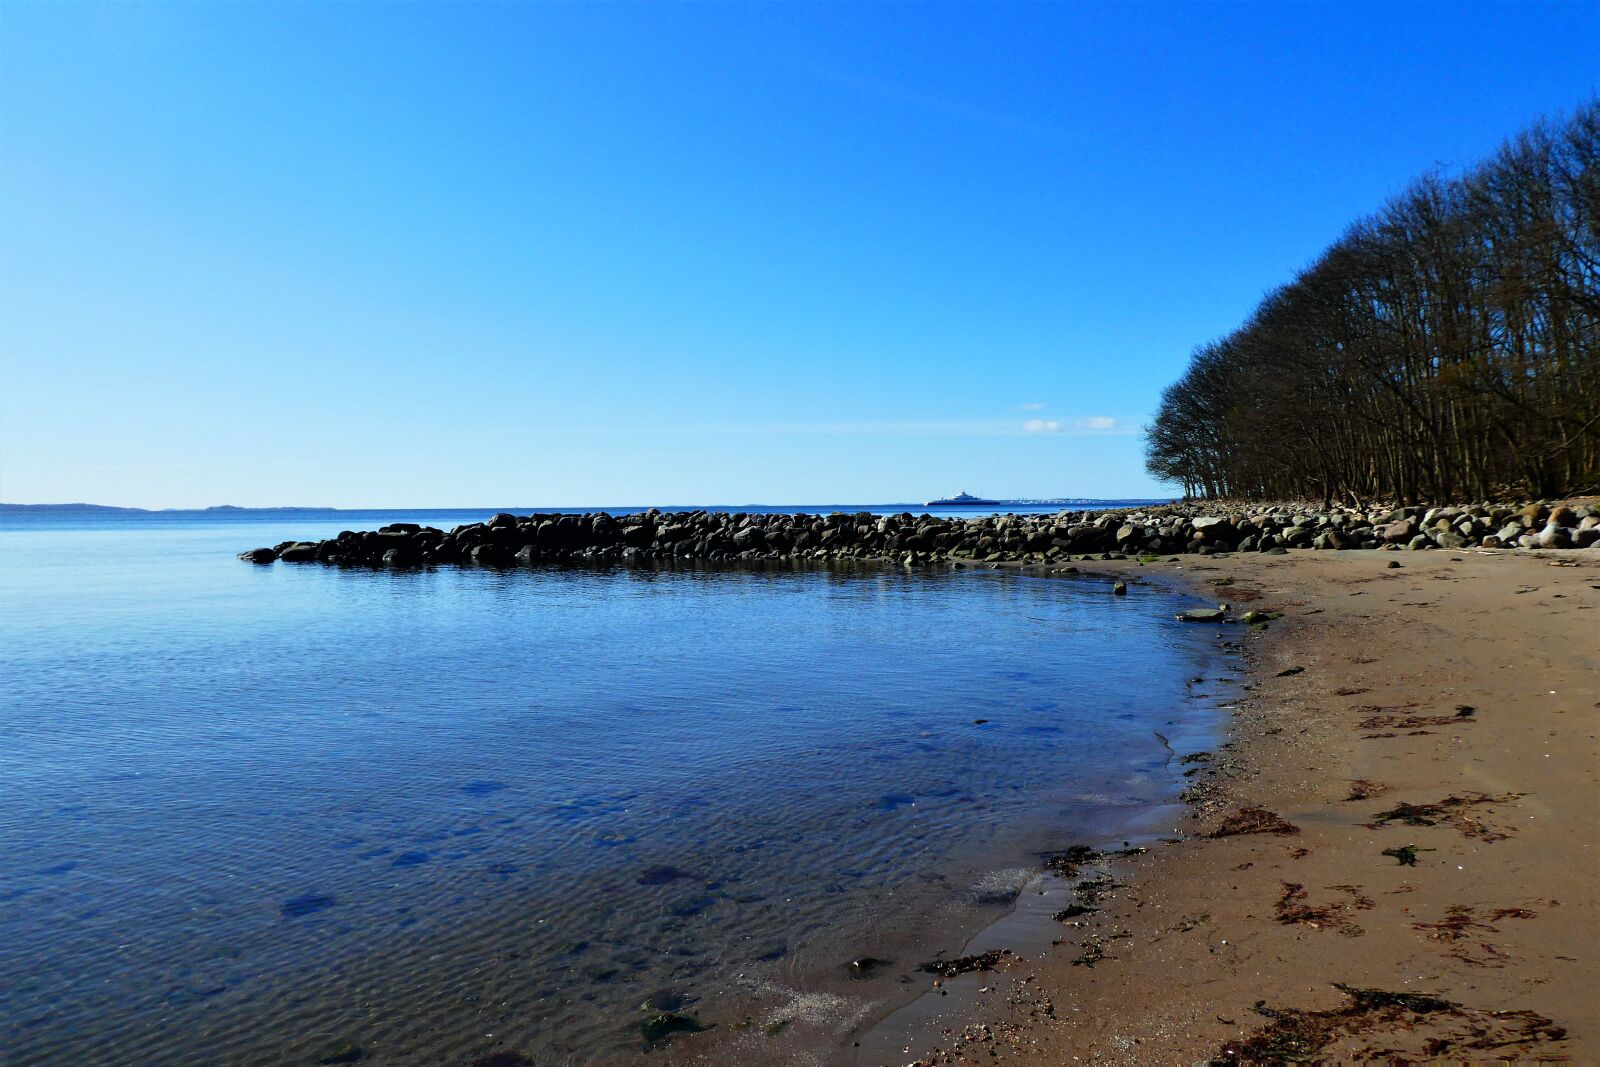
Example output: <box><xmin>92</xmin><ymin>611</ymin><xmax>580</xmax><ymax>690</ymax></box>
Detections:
<box><xmin>1176</xmin><ymin>607</ymin><xmax>1229</xmax><ymax>623</ymax></box>
<box><xmin>848</xmin><ymin>957</ymin><xmax>891</xmax><ymax>977</ymax></box>
<box><xmin>641</xmin><ymin>1011</ymin><xmax>708</xmax><ymax>1044</ymax></box>
<box><xmin>1536</xmin><ymin>522</ymin><xmax>1573</xmax><ymax>549</ymax></box>
<box><xmin>1112</xmin><ymin>580</ymin><xmax>1127</xmax><ymax>596</ymax></box>
<box><xmin>315</xmin><ymin>1042</ymin><xmax>364</xmax><ymax>1065</ymax></box>
<box><xmin>1378</xmin><ymin>517</ymin><xmax>1416</xmax><ymax>543</ymax></box>
<box><xmin>470</xmin><ymin>543</ymin><xmax>511</xmax><ymax>566</ymax></box>
<box><xmin>235</xmin><ymin>500</ymin><xmax>1600</xmax><ymax>570</ymax></box>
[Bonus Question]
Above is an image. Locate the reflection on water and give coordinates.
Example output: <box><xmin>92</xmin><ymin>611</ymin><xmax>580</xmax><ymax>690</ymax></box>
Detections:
<box><xmin>0</xmin><ymin>513</ymin><xmax>1224</xmax><ymax>1065</ymax></box>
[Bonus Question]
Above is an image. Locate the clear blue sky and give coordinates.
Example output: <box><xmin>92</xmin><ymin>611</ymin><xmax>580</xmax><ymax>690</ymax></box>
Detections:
<box><xmin>2</xmin><ymin>2</ymin><xmax>1596</xmax><ymax>507</ymax></box>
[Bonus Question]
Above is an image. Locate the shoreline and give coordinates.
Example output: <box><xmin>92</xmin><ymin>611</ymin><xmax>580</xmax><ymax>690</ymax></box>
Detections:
<box><xmin>877</xmin><ymin>547</ymin><xmax>1597</xmax><ymax>1064</ymax></box>
<box><xmin>649</xmin><ymin>564</ymin><xmax>1238</xmax><ymax>1067</ymax></box>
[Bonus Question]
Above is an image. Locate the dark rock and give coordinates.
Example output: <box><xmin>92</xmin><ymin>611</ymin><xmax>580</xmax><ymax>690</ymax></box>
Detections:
<box><xmin>641</xmin><ymin>1011</ymin><xmax>708</xmax><ymax>1044</ymax></box>
<box><xmin>315</xmin><ymin>1042</ymin><xmax>364</xmax><ymax>1064</ymax></box>
<box><xmin>847</xmin><ymin>956</ymin><xmax>891</xmax><ymax>978</ymax></box>
<box><xmin>281</xmin><ymin>893</ymin><xmax>337</xmax><ymax>918</ymax></box>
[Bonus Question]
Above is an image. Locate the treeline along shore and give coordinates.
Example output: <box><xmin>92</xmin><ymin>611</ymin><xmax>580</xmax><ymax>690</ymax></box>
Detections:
<box><xmin>1147</xmin><ymin>100</ymin><xmax>1599</xmax><ymax>504</ymax></box>
<box><xmin>240</xmin><ymin>499</ymin><xmax>1599</xmax><ymax>568</ymax></box>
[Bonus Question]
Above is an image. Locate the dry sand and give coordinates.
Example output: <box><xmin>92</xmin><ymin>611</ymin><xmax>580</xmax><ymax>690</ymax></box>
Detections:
<box><xmin>868</xmin><ymin>548</ymin><xmax>1598</xmax><ymax>1065</ymax></box>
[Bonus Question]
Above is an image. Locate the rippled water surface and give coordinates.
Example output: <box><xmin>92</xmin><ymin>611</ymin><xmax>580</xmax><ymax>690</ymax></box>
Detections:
<box><xmin>0</xmin><ymin>509</ymin><xmax>1225</xmax><ymax>1066</ymax></box>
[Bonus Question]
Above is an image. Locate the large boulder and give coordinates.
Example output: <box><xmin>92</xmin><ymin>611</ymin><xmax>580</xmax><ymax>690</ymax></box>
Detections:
<box><xmin>470</xmin><ymin>543</ymin><xmax>511</xmax><ymax>566</ymax></box>
<box><xmin>1376</xmin><ymin>517</ymin><xmax>1416</xmax><ymax>543</ymax></box>
<box><xmin>1536</xmin><ymin>522</ymin><xmax>1572</xmax><ymax>549</ymax></box>
<box><xmin>1191</xmin><ymin>516</ymin><xmax>1237</xmax><ymax>542</ymax></box>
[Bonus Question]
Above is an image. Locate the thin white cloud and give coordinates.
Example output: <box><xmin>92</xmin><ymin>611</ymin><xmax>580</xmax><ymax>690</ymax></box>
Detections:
<box><xmin>1017</xmin><ymin>402</ymin><xmax>1047</xmax><ymax>411</ymax></box>
<box><xmin>546</xmin><ymin>416</ymin><xmax>1140</xmax><ymax>438</ymax></box>
<box><xmin>804</xmin><ymin>67</ymin><xmax>1060</xmax><ymax>139</ymax></box>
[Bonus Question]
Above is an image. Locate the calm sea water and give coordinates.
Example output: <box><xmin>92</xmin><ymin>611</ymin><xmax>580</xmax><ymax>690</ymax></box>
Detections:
<box><xmin>0</xmin><ymin>507</ymin><xmax>1225</xmax><ymax>1066</ymax></box>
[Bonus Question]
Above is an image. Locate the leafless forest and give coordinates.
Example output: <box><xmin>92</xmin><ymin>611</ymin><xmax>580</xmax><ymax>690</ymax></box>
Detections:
<box><xmin>1146</xmin><ymin>101</ymin><xmax>1599</xmax><ymax>503</ymax></box>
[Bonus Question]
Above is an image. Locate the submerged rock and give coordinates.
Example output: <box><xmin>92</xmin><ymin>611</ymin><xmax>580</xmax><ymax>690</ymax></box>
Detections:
<box><xmin>640</xmin><ymin>1010</ymin><xmax>708</xmax><ymax>1044</ymax></box>
<box><xmin>314</xmin><ymin>1042</ymin><xmax>364</xmax><ymax>1065</ymax></box>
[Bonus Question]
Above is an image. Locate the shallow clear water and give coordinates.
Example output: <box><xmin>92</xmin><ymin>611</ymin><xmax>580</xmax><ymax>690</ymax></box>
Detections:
<box><xmin>0</xmin><ymin>509</ymin><xmax>1224</xmax><ymax>1066</ymax></box>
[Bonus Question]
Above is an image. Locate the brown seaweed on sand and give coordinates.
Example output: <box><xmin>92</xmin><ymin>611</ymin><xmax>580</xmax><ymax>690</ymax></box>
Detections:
<box><xmin>1365</xmin><ymin>793</ymin><xmax>1524</xmax><ymax>841</ymax></box>
<box><xmin>1040</xmin><ymin>845</ymin><xmax>1101</xmax><ymax>878</ymax></box>
<box><xmin>1208</xmin><ymin>806</ymin><xmax>1300</xmax><ymax>837</ymax></box>
<box><xmin>1355</xmin><ymin>703</ymin><xmax>1477</xmax><ymax>732</ymax></box>
<box><xmin>1274</xmin><ymin>882</ymin><xmax>1374</xmax><ymax>936</ymax></box>
<box><xmin>1211</xmin><ymin>983</ymin><xmax>1567</xmax><ymax>1064</ymax></box>
<box><xmin>1413</xmin><ymin>904</ymin><xmax>1538</xmax><ymax>968</ymax></box>
<box><xmin>1342</xmin><ymin>779</ymin><xmax>1385</xmax><ymax>802</ymax></box>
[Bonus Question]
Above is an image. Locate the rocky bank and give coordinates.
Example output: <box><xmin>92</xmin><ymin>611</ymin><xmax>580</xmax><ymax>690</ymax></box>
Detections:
<box><xmin>240</xmin><ymin>501</ymin><xmax>1600</xmax><ymax>568</ymax></box>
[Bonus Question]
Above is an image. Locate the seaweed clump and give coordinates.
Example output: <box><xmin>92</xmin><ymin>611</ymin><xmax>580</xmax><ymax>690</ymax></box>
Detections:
<box><xmin>1208</xmin><ymin>807</ymin><xmax>1300</xmax><ymax>838</ymax></box>
<box><xmin>1040</xmin><ymin>845</ymin><xmax>1101</xmax><ymax>878</ymax></box>
<box><xmin>1413</xmin><ymin>904</ymin><xmax>1539</xmax><ymax>968</ymax></box>
<box><xmin>1273</xmin><ymin>882</ymin><xmax>1374</xmax><ymax>936</ymax></box>
<box><xmin>1212</xmin><ymin>983</ymin><xmax>1566</xmax><ymax>1063</ymax></box>
<box><xmin>919</xmin><ymin>948</ymin><xmax>1009</xmax><ymax>978</ymax></box>
<box><xmin>1381</xmin><ymin>844</ymin><xmax>1434</xmax><ymax>866</ymax></box>
<box><xmin>1366</xmin><ymin>793</ymin><xmax>1523</xmax><ymax>841</ymax></box>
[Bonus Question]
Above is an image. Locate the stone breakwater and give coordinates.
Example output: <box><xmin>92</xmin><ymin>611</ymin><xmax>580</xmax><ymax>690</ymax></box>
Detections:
<box><xmin>239</xmin><ymin>501</ymin><xmax>1599</xmax><ymax>568</ymax></box>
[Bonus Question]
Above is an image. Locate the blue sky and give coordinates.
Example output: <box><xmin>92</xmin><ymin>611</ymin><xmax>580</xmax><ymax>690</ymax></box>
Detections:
<box><xmin>2</xmin><ymin>2</ymin><xmax>1596</xmax><ymax>508</ymax></box>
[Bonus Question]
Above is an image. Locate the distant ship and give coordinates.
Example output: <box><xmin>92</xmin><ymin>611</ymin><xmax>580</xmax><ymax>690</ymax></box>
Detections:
<box><xmin>925</xmin><ymin>491</ymin><xmax>1002</xmax><ymax>507</ymax></box>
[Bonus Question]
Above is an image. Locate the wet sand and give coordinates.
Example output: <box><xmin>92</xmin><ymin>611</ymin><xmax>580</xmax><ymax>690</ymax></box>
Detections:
<box><xmin>866</xmin><ymin>547</ymin><xmax>1598</xmax><ymax>1064</ymax></box>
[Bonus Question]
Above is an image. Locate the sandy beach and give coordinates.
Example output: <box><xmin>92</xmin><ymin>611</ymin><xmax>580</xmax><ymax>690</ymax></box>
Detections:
<box><xmin>870</xmin><ymin>546</ymin><xmax>1598</xmax><ymax>1065</ymax></box>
